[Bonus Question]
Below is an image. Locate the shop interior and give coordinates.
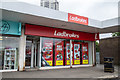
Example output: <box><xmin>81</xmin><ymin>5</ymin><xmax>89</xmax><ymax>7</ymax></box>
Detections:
<box><xmin>0</xmin><ymin>36</ymin><xmax>19</xmax><ymax>70</ymax></box>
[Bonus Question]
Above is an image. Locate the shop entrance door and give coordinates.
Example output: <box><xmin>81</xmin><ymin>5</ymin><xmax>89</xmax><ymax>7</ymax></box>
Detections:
<box><xmin>25</xmin><ymin>40</ymin><xmax>32</xmax><ymax>68</ymax></box>
<box><xmin>25</xmin><ymin>36</ymin><xmax>40</xmax><ymax>69</ymax></box>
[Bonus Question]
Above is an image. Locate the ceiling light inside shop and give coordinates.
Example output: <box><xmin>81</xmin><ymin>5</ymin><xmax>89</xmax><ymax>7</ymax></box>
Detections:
<box><xmin>0</xmin><ymin>36</ymin><xmax>2</xmax><ymax>38</ymax></box>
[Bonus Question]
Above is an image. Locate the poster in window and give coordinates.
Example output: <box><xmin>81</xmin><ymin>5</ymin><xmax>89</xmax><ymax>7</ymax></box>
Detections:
<box><xmin>42</xmin><ymin>40</ymin><xmax>53</xmax><ymax>66</ymax></box>
<box><xmin>82</xmin><ymin>43</ymin><xmax>88</xmax><ymax>64</ymax></box>
<box><xmin>55</xmin><ymin>40</ymin><xmax>64</xmax><ymax>66</ymax></box>
<box><xmin>65</xmin><ymin>41</ymin><xmax>73</xmax><ymax>65</ymax></box>
<box><xmin>74</xmin><ymin>42</ymin><xmax>80</xmax><ymax>65</ymax></box>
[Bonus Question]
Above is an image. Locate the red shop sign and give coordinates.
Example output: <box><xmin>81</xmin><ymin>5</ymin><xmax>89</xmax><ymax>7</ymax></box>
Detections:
<box><xmin>25</xmin><ymin>24</ymin><xmax>99</xmax><ymax>41</ymax></box>
<box><xmin>68</xmin><ymin>13</ymin><xmax>88</xmax><ymax>25</ymax></box>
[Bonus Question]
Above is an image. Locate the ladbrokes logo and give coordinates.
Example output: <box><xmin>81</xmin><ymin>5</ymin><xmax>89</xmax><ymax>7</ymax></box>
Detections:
<box><xmin>54</xmin><ymin>30</ymin><xmax>79</xmax><ymax>38</ymax></box>
<box><xmin>0</xmin><ymin>21</ymin><xmax>10</xmax><ymax>34</ymax></box>
<box><xmin>95</xmin><ymin>33</ymin><xmax>99</xmax><ymax>40</ymax></box>
<box><xmin>68</xmin><ymin>13</ymin><xmax>88</xmax><ymax>25</ymax></box>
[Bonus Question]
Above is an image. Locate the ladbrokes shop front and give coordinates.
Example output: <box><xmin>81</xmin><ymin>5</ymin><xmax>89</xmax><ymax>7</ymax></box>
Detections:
<box><xmin>1</xmin><ymin>2</ymin><xmax>100</xmax><ymax>71</ymax></box>
<box><xmin>24</xmin><ymin>23</ymin><xmax>99</xmax><ymax>70</ymax></box>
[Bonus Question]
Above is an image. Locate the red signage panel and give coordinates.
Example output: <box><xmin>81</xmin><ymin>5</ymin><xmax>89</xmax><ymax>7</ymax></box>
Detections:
<box><xmin>25</xmin><ymin>24</ymin><xmax>99</xmax><ymax>41</ymax></box>
<box><xmin>68</xmin><ymin>13</ymin><xmax>88</xmax><ymax>25</ymax></box>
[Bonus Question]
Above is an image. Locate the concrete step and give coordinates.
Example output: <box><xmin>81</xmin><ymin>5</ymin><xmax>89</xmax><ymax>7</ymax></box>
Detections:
<box><xmin>25</xmin><ymin>68</ymin><xmax>39</xmax><ymax>71</ymax></box>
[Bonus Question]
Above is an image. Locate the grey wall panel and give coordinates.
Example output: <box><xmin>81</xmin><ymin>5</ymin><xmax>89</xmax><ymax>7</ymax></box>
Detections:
<box><xmin>88</xmin><ymin>18</ymin><xmax>102</xmax><ymax>28</ymax></box>
<box><xmin>102</xmin><ymin>17</ymin><xmax>119</xmax><ymax>28</ymax></box>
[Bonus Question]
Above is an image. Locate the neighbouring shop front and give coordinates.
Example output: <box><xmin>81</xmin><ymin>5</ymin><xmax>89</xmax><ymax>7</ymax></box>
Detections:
<box><xmin>0</xmin><ymin>20</ymin><xmax>21</xmax><ymax>71</ymax></box>
<box><xmin>24</xmin><ymin>24</ymin><xmax>99</xmax><ymax>69</ymax></box>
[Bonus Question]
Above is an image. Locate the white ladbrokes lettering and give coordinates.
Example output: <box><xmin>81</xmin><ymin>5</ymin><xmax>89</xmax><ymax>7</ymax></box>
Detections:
<box><xmin>54</xmin><ymin>30</ymin><xmax>79</xmax><ymax>38</ymax></box>
<box><xmin>70</xmin><ymin>16</ymin><xmax>87</xmax><ymax>23</ymax></box>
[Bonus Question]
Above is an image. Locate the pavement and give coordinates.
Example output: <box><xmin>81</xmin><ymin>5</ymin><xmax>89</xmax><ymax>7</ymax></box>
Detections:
<box><xmin>1</xmin><ymin>64</ymin><xmax>119</xmax><ymax>79</ymax></box>
<box><xmin>0</xmin><ymin>72</ymin><xmax>2</xmax><ymax>80</ymax></box>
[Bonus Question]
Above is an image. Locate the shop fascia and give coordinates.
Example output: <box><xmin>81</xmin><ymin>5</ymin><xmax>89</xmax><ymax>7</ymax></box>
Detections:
<box><xmin>54</xmin><ymin>30</ymin><xmax>79</xmax><ymax>38</ymax></box>
<box><xmin>68</xmin><ymin>13</ymin><xmax>88</xmax><ymax>25</ymax></box>
<box><xmin>25</xmin><ymin>24</ymin><xmax>99</xmax><ymax>41</ymax></box>
<box><xmin>69</xmin><ymin>16</ymin><xmax>87</xmax><ymax>24</ymax></box>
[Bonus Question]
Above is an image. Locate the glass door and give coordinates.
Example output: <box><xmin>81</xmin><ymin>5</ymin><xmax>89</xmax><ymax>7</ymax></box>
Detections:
<box><xmin>25</xmin><ymin>40</ymin><xmax>32</xmax><ymax>68</ymax></box>
<box><xmin>25</xmin><ymin>39</ymin><xmax>40</xmax><ymax>68</ymax></box>
<box><xmin>33</xmin><ymin>41</ymin><xmax>40</xmax><ymax>68</ymax></box>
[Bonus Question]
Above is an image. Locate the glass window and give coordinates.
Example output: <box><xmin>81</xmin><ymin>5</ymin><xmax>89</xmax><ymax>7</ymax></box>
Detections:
<box><xmin>41</xmin><ymin>37</ymin><xmax>66</xmax><ymax>67</ymax></box>
<box><xmin>41</xmin><ymin>37</ymin><xmax>89</xmax><ymax>67</ymax></box>
<box><xmin>41</xmin><ymin>38</ymin><xmax>54</xmax><ymax>66</ymax></box>
<box><xmin>73</xmin><ymin>41</ymin><xmax>81</xmax><ymax>65</ymax></box>
<box><xmin>65</xmin><ymin>40</ymin><xmax>72</xmax><ymax>65</ymax></box>
<box><xmin>0</xmin><ymin>36</ymin><xmax>19</xmax><ymax>70</ymax></box>
<box><xmin>82</xmin><ymin>43</ymin><xmax>89</xmax><ymax>64</ymax></box>
<box><xmin>54</xmin><ymin>39</ymin><xmax>64</xmax><ymax>66</ymax></box>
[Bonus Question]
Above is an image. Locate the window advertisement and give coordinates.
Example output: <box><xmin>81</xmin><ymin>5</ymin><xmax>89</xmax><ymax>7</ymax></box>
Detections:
<box><xmin>73</xmin><ymin>42</ymin><xmax>81</xmax><ymax>65</ymax></box>
<box><xmin>0</xmin><ymin>36</ymin><xmax>19</xmax><ymax>70</ymax></box>
<box><xmin>40</xmin><ymin>37</ymin><xmax>90</xmax><ymax>67</ymax></box>
<box><xmin>65</xmin><ymin>41</ymin><xmax>73</xmax><ymax>65</ymax></box>
<box><xmin>55</xmin><ymin>40</ymin><xmax>64</xmax><ymax>66</ymax></box>
<box><xmin>42</xmin><ymin>38</ymin><xmax>53</xmax><ymax>66</ymax></box>
<box><xmin>82</xmin><ymin>43</ymin><xmax>89</xmax><ymax>64</ymax></box>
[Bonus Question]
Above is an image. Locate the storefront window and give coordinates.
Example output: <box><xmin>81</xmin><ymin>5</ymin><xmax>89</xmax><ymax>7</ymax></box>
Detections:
<box><xmin>65</xmin><ymin>41</ymin><xmax>72</xmax><ymax>65</ymax></box>
<box><xmin>41</xmin><ymin>37</ymin><xmax>89</xmax><ymax>67</ymax></box>
<box><xmin>55</xmin><ymin>39</ymin><xmax>64</xmax><ymax>66</ymax></box>
<box><xmin>0</xmin><ymin>36</ymin><xmax>19</xmax><ymax>70</ymax></box>
<box><xmin>73</xmin><ymin>41</ymin><xmax>81</xmax><ymax>65</ymax></box>
<box><xmin>41</xmin><ymin>37</ymin><xmax>66</xmax><ymax>67</ymax></box>
<box><xmin>42</xmin><ymin>38</ymin><xmax>54</xmax><ymax>66</ymax></box>
<box><xmin>82</xmin><ymin>43</ymin><xmax>89</xmax><ymax>64</ymax></box>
